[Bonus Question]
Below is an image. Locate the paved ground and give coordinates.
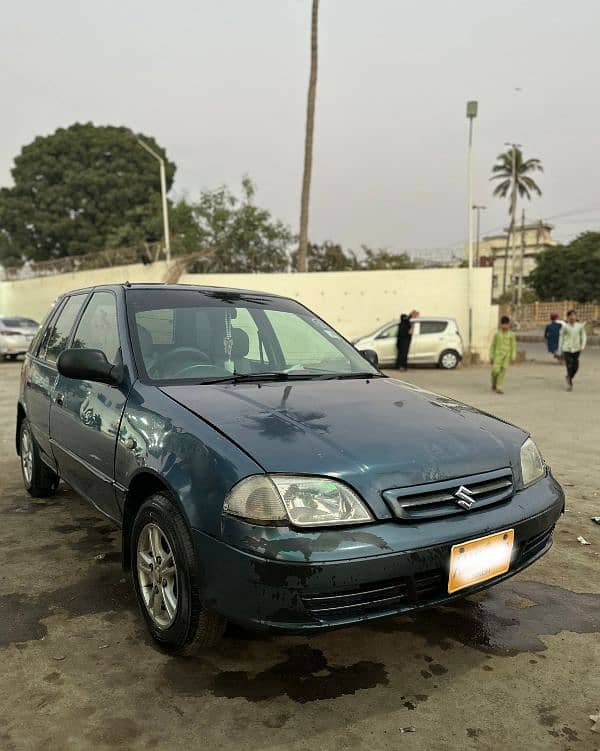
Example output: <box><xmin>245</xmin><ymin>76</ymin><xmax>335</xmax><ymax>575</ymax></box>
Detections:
<box><xmin>1</xmin><ymin>350</ymin><xmax>599</xmax><ymax>751</ymax></box>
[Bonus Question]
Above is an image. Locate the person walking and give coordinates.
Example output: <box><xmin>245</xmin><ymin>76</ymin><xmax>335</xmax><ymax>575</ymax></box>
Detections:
<box><xmin>490</xmin><ymin>315</ymin><xmax>517</xmax><ymax>394</ymax></box>
<box><xmin>544</xmin><ymin>313</ymin><xmax>562</xmax><ymax>360</ymax></box>
<box><xmin>558</xmin><ymin>309</ymin><xmax>586</xmax><ymax>391</ymax></box>
<box><xmin>395</xmin><ymin>313</ymin><xmax>412</xmax><ymax>371</ymax></box>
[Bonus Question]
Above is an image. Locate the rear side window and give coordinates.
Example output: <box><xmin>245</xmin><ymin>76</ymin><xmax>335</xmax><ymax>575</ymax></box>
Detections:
<box><xmin>41</xmin><ymin>295</ymin><xmax>86</xmax><ymax>363</ymax></box>
<box><xmin>72</xmin><ymin>292</ymin><xmax>121</xmax><ymax>364</ymax></box>
<box><xmin>419</xmin><ymin>321</ymin><xmax>448</xmax><ymax>335</ymax></box>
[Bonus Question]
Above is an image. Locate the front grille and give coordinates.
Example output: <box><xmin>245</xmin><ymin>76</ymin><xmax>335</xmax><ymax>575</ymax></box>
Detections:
<box><xmin>383</xmin><ymin>468</ymin><xmax>514</xmax><ymax>522</ymax></box>
<box><xmin>301</xmin><ymin>524</ymin><xmax>554</xmax><ymax>624</ymax></box>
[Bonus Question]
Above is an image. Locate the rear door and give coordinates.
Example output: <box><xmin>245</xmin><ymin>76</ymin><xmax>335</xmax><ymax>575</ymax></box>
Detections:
<box><xmin>410</xmin><ymin>320</ymin><xmax>449</xmax><ymax>362</ymax></box>
<box><xmin>23</xmin><ymin>295</ymin><xmax>87</xmax><ymax>468</ymax></box>
<box><xmin>50</xmin><ymin>290</ymin><xmax>127</xmax><ymax>521</ymax></box>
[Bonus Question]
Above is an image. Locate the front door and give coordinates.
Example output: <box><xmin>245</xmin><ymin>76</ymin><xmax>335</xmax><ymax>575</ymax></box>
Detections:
<box><xmin>50</xmin><ymin>291</ymin><xmax>127</xmax><ymax>521</ymax></box>
<box><xmin>374</xmin><ymin>324</ymin><xmax>399</xmax><ymax>365</ymax></box>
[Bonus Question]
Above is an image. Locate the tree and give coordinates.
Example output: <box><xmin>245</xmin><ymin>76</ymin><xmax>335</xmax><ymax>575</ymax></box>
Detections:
<box><xmin>290</xmin><ymin>241</ymin><xmax>357</xmax><ymax>271</ymax></box>
<box><xmin>528</xmin><ymin>232</ymin><xmax>600</xmax><ymax>302</ymax></box>
<box><xmin>185</xmin><ymin>178</ymin><xmax>293</xmax><ymax>273</ymax></box>
<box><xmin>359</xmin><ymin>246</ymin><xmax>416</xmax><ymax>270</ymax></box>
<box><xmin>297</xmin><ymin>0</ymin><xmax>319</xmax><ymax>272</ymax></box>
<box><xmin>0</xmin><ymin>123</ymin><xmax>175</xmax><ymax>263</ymax></box>
<box><xmin>490</xmin><ymin>146</ymin><xmax>543</xmax><ymax>294</ymax></box>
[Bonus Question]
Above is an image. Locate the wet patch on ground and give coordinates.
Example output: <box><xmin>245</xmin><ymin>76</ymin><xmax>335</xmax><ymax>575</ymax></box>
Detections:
<box><xmin>162</xmin><ymin>644</ymin><xmax>388</xmax><ymax>703</ymax></box>
<box><xmin>0</xmin><ymin>565</ymin><xmax>134</xmax><ymax>647</ymax></box>
<box><xmin>363</xmin><ymin>580</ymin><xmax>600</xmax><ymax>655</ymax></box>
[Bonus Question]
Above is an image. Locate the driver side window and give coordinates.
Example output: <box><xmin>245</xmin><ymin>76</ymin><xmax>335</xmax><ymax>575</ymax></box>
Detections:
<box><xmin>72</xmin><ymin>292</ymin><xmax>120</xmax><ymax>364</ymax></box>
<box><xmin>377</xmin><ymin>325</ymin><xmax>398</xmax><ymax>339</ymax></box>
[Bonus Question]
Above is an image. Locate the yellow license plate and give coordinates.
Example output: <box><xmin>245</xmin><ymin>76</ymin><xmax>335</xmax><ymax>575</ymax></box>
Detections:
<box><xmin>448</xmin><ymin>529</ymin><xmax>514</xmax><ymax>594</ymax></box>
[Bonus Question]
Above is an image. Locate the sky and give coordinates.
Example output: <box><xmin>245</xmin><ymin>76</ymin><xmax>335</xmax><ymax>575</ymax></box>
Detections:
<box><xmin>2</xmin><ymin>0</ymin><xmax>600</xmax><ymax>259</ymax></box>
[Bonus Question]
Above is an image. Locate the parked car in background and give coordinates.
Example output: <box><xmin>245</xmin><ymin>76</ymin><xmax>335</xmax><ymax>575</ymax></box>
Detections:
<box><xmin>16</xmin><ymin>285</ymin><xmax>563</xmax><ymax>654</ymax></box>
<box><xmin>0</xmin><ymin>316</ymin><xmax>39</xmax><ymax>360</ymax></box>
<box><xmin>353</xmin><ymin>317</ymin><xmax>463</xmax><ymax>369</ymax></box>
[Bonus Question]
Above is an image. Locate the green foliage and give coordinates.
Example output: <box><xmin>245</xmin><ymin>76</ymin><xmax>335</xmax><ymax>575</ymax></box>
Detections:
<box><xmin>0</xmin><ymin>123</ymin><xmax>175</xmax><ymax>263</ymax></box>
<box><xmin>490</xmin><ymin>147</ymin><xmax>543</xmax><ymax>215</ymax></box>
<box><xmin>183</xmin><ymin>178</ymin><xmax>292</xmax><ymax>273</ymax></box>
<box><xmin>359</xmin><ymin>246</ymin><xmax>416</xmax><ymax>270</ymax></box>
<box><xmin>290</xmin><ymin>241</ymin><xmax>358</xmax><ymax>272</ymax></box>
<box><xmin>527</xmin><ymin>231</ymin><xmax>600</xmax><ymax>302</ymax></box>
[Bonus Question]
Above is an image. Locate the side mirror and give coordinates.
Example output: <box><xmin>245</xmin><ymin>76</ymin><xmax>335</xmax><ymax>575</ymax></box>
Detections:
<box><xmin>57</xmin><ymin>348</ymin><xmax>122</xmax><ymax>386</ymax></box>
<box><xmin>360</xmin><ymin>349</ymin><xmax>379</xmax><ymax>367</ymax></box>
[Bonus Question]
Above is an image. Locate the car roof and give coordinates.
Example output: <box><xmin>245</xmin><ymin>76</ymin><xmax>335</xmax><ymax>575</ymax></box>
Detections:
<box><xmin>59</xmin><ymin>282</ymin><xmax>289</xmax><ymax>300</ymax></box>
<box><xmin>380</xmin><ymin>316</ymin><xmax>455</xmax><ymax>326</ymax></box>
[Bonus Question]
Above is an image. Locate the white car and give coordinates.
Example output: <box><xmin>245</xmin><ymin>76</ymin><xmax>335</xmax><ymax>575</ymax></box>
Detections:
<box><xmin>0</xmin><ymin>316</ymin><xmax>39</xmax><ymax>360</ymax></box>
<box><xmin>354</xmin><ymin>317</ymin><xmax>463</xmax><ymax>369</ymax></box>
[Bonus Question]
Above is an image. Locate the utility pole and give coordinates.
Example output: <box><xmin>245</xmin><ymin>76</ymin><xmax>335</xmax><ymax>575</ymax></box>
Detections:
<box><xmin>466</xmin><ymin>100</ymin><xmax>478</xmax><ymax>355</ymax></box>
<box><xmin>131</xmin><ymin>132</ymin><xmax>171</xmax><ymax>262</ymax></box>
<box><xmin>472</xmin><ymin>204</ymin><xmax>486</xmax><ymax>267</ymax></box>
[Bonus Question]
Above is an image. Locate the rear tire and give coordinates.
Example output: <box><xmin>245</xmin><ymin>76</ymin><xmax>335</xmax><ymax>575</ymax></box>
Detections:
<box><xmin>131</xmin><ymin>492</ymin><xmax>226</xmax><ymax>654</ymax></box>
<box><xmin>19</xmin><ymin>418</ymin><xmax>59</xmax><ymax>497</ymax></box>
<box><xmin>438</xmin><ymin>349</ymin><xmax>460</xmax><ymax>370</ymax></box>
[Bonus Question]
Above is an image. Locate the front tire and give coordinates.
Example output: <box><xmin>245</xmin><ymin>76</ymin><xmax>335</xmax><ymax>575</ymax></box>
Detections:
<box><xmin>438</xmin><ymin>349</ymin><xmax>460</xmax><ymax>370</ymax></box>
<box><xmin>20</xmin><ymin>418</ymin><xmax>59</xmax><ymax>497</ymax></box>
<box><xmin>131</xmin><ymin>492</ymin><xmax>226</xmax><ymax>654</ymax></box>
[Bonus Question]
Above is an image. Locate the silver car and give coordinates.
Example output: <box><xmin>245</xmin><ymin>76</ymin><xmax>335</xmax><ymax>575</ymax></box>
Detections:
<box><xmin>354</xmin><ymin>317</ymin><xmax>463</xmax><ymax>369</ymax></box>
<box><xmin>0</xmin><ymin>316</ymin><xmax>39</xmax><ymax>360</ymax></box>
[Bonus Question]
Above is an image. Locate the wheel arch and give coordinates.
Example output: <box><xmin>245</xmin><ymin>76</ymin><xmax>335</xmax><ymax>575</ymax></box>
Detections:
<box><xmin>121</xmin><ymin>470</ymin><xmax>188</xmax><ymax>570</ymax></box>
<box><xmin>438</xmin><ymin>348</ymin><xmax>461</xmax><ymax>369</ymax></box>
<box><xmin>16</xmin><ymin>402</ymin><xmax>26</xmax><ymax>455</ymax></box>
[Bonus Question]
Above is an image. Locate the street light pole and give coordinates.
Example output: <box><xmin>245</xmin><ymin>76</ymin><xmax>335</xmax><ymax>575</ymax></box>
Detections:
<box><xmin>466</xmin><ymin>100</ymin><xmax>478</xmax><ymax>356</ymax></box>
<box><xmin>472</xmin><ymin>204</ymin><xmax>486</xmax><ymax>267</ymax></box>
<box><xmin>131</xmin><ymin>132</ymin><xmax>171</xmax><ymax>263</ymax></box>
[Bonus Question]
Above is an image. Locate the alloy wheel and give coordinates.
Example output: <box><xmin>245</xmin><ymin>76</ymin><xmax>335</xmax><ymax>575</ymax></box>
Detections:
<box><xmin>21</xmin><ymin>425</ymin><xmax>33</xmax><ymax>486</ymax></box>
<box><xmin>137</xmin><ymin>523</ymin><xmax>179</xmax><ymax>629</ymax></box>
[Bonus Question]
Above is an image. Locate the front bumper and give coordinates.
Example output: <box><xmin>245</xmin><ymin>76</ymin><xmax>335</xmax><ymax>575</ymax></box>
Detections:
<box><xmin>193</xmin><ymin>473</ymin><xmax>564</xmax><ymax>632</ymax></box>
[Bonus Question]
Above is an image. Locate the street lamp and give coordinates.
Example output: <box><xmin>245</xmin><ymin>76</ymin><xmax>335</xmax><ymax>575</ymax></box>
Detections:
<box><xmin>472</xmin><ymin>204</ymin><xmax>486</xmax><ymax>267</ymax></box>
<box><xmin>130</xmin><ymin>131</ymin><xmax>171</xmax><ymax>263</ymax></box>
<box><xmin>466</xmin><ymin>100</ymin><xmax>478</xmax><ymax>355</ymax></box>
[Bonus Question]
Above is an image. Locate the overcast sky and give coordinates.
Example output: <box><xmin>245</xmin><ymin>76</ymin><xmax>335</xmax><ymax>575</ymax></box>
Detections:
<box><xmin>2</xmin><ymin>0</ymin><xmax>599</xmax><ymax>258</ymax></box>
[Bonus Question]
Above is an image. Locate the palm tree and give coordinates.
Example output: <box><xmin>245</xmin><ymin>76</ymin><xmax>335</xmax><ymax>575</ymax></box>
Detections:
<box><xmin>297</xmin><ymin>0</ymin><xmax>319</xmax><ymax>272</ymax></box>
<box><xmin>490</xmin><ymin>147</ymin><xmax>543</xmax><ymax>294</ymax></box>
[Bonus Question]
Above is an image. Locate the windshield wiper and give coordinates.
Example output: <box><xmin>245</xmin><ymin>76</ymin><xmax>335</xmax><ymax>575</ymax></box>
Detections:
<box><xmin>199</xmin><ymin>372</ymin><xmax>293</xmax><ymax>385</ymax></box>
<box><xmin>198</xmin><ymin>371</ymin><xmax>384</xmax><ymax>385</ymax></box>
<box><xmin>331</xmin><ymin>372</ymin><xmax>384</xmax><ymax>380</ymax></box>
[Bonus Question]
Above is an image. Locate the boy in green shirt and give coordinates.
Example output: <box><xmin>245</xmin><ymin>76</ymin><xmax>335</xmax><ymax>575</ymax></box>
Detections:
<box><xmin>490</xmin><ymin>315</ymin><xmax>517</xmax><ymax>394</ymax></box>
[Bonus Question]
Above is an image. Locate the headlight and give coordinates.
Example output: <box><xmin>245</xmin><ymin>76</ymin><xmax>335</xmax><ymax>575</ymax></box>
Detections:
<box><xmin>223</xmin><ymin>475</ymin><xmax>373</xmax><ymax>527</ymax></box>
<box><xmin>520</xmin><ymin>438</ymin><xmax>545</xmax><ymax>486</ymax></box>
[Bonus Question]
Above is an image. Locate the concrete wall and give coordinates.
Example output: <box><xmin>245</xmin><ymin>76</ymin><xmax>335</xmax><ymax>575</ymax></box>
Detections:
<box><xmin>180</xmin><ymin>268</ymin><xmax>497</xmax><ymax>359</ymax></box>
<box><xmin>0</xmin><ymin>265</ymin><xmax>497</xmax><ymax>359</ymax></box>
<box><xmin>0</xmin><ymin>262</ymin><xmax>169</xmax><ymax>322</ymax></box>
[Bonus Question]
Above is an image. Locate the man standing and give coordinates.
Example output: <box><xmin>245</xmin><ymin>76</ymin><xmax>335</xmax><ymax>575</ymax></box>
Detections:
<box><xmin>559</xmin><ymin>309</ymin><xmax>586</xmax><ymax>391</ymax></box>
<box><xmin>395</xmin><ymin>314</ymin><xmax>412</xmax><ymax>371</ymax></box>
<box><xmin>490</xmin><ymin>315</ymin><xmax>517</xmax><ymax>394</ymax></box>
<box><xmin>544</xmin><ymin>313</ymin><xmax>562</xmax><ymax>360</ymax></box>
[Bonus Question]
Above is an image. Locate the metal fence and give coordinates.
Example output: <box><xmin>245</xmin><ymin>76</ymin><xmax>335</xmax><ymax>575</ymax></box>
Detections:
<box><xmin>1</xmin><ymin>245</ymin><xmax>163</xmax><ymax>281</ymax></box>
<box><xmin>500</xmin><ymin>301</ymin><xmax>600</xmax><ymax>328</ymax></box>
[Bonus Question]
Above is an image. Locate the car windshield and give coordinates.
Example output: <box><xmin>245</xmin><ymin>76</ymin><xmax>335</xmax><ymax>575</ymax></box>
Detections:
<box><xmin>1</xmin><ymin>317</ymin><xmax>38</xmax><ymax>328</ymax></box>
<box><xmin>126</xmin><ymin>288</ymin><xmax>380</xmax><ymax>383</ymax></box>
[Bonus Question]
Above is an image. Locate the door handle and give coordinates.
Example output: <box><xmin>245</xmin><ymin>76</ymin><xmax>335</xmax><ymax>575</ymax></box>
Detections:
<box><xmin>55</xmin><ymin>393</ymin><xmax>64</xmax><ymax>406</ymax></box>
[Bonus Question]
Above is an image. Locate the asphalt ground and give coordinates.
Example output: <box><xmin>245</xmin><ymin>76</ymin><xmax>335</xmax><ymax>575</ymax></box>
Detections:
<box><xmin>1</xmin><ymin>347</ymin><xmax>599</xmax><ymax>751</ymax></box>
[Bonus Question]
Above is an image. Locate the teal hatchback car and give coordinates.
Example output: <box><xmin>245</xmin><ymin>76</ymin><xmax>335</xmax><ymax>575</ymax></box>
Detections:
<box><xmin>17</xmin><ymin>284</ymin><xmax>564</xmax><ymax>653</ymax></box>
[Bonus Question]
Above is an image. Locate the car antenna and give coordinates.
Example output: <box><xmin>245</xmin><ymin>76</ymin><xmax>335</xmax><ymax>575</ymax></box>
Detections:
<box><xmin>124</xmin><ymin>281</ymin><xmax>131</xmax><ymax>287</ymax></box>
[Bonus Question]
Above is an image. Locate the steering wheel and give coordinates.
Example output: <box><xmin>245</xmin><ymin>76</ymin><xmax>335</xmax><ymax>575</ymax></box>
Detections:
<box><xmin>159</xmin><ymin>347</ymin><xmax>210</xmax><ymax>378</ymax></box>
<box><xmin>172</xmin><ymin>363</ymin><xmax>229</xmax><ymax>379</ymax></box>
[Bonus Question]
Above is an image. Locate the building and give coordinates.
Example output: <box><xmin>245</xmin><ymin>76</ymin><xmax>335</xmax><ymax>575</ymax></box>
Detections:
<box><xmin>476</xmin><ymin>221</ymin><xmax>557</xmax><ymax>300</ymax></box>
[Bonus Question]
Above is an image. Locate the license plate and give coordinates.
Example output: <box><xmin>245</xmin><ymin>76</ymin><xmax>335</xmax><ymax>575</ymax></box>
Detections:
<box><xmin>448</xmin><ymin>529</ymin><xmax>514</xmax><ymax>593</ymax></box>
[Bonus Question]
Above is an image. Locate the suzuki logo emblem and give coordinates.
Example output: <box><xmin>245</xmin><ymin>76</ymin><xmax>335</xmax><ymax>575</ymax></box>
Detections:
<box><xmin>454</xmin><ymin>485</ymin><xmax>476</xmax><ymax>510</ymax></box>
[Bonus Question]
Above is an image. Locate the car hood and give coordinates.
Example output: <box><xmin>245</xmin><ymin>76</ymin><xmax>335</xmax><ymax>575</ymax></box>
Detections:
<box><xmin>161</xmin><ymin>378</ymin><xmax>526</xmax><ymax>513</ymax></box>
